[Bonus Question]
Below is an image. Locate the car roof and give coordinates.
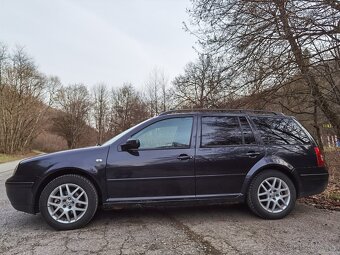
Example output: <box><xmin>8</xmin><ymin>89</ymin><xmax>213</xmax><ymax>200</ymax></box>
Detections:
<box><xmin>159</xmin><ymin>109</ymin><xmax>285</xmax><ymax>117</ymax></box>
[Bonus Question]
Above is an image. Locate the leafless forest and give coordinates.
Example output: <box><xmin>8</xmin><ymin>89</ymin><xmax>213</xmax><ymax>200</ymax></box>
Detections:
<box><xmin>0</xmin><ymin>0</ymin><xmax>339</xmax><ymax>154</ymax></box>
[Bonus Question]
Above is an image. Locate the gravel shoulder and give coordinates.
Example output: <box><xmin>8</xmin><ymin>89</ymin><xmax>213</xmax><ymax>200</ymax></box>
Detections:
<box><xmin>1</xmin><ymin>165</ymin><xmax>339</xmax><ymax>255</ymax></box>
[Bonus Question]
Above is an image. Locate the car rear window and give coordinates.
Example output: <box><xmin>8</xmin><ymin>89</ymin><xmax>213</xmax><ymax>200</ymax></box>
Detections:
<box><xmin>251</xmin><ymin>117</ymin><xmax>310</xmax><ymax>145</ymax></box>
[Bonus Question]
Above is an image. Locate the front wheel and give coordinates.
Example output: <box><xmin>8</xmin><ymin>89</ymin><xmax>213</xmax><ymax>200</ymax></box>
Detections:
<box><xmin>39</xmin><ymin>174</ymin><xmax>98</xmax><ymax>230</ymax></box>
<box><xmin>247</xmin><ymin>170</ymin><xmax>296</xmax><ymax>219</ymax></box>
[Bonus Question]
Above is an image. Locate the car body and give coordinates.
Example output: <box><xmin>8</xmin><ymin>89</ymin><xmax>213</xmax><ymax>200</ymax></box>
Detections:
<box><xmin>6</xmin><ymin>109</ymin><xmax>329</xmax><ymax>230</ymax></box>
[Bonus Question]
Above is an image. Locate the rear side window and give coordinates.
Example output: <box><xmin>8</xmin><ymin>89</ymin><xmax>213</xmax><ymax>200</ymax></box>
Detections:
<box><xmin>239</xmin><ymin>116</ymin><xmax>256</xmax><ymax>144</ymax></box>
<box><xmin>201</xmin><ymin>116</ymin><xmax>243</xmax><ymax>146</ymax></box>
<box><xmin>251</xmin><ymin>117</ymin><xmax>310</xmax><ymax>145</ymax></box>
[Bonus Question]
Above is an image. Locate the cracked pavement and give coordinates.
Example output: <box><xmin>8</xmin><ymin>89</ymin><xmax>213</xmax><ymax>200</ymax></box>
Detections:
<box><xmin>1</xmin><ymin>164</ymin><xmax>340</xmax><ymax>255</ymax></box>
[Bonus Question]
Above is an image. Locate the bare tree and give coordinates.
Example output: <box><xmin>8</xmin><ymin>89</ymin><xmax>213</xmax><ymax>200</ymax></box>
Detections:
<box><xmin>92</xmin><ymin>83</ymin><xmax>109</xmax><ymax>144</ymax></box>
<box><xmin>173</xmin><ymin>54</ymin><xmax>229</xmax><ymax>108</ymax></box>
<box><xmin>107</xmin><ymin>84</ymin><xmax>148</xmax><ymax>137</ymax></box>
<box><xmin>0</xmin><ymin>43</ymin><xmax>7</xmax><ymax>94</ymax></box>
<box><xmin>145</xmin><ymin>68</ymin><xmax>170</xmax><ymax>116</ymax></box>
<box><xmin>52</xmin><ymin>84</ymin><xmax>91</xmax><ymax>149</ymax></box>
<box><xmin>0</xmin><ymin>45</ymin><xmax>58</xmax><ymax>153</ymax></box>
<box><xmin>188</xmin><ymin>0</ymin><xmax>340</xmax><ymax>136</ymax></box>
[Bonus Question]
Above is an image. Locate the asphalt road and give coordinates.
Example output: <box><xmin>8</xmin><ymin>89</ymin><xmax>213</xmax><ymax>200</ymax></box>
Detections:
<box><xmin>0</xmin><ymin>162</ymin><xmax>339</xmax><ymax>255</ymax></box>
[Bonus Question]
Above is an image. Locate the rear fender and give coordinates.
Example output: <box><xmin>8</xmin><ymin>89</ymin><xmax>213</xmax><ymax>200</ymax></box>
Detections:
<box><xmin>241</xmin><ymin>156</ymin><xmax>301</xmax><ymax>196</ymax></box>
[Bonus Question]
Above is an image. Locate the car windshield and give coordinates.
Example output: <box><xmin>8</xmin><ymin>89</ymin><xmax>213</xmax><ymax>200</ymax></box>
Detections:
<box><xmin>101</xmin><ymin>118</ymin><xmax>152</xmax><ymax>146</ymax></box>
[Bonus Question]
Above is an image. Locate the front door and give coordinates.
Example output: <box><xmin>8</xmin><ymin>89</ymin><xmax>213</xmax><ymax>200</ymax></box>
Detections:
<box><xmin>106</xmin><ymin>116</ymin><xmax>196</xmax><ymax>201</ymax></box>
<box><xmin>195</xmin><ymin>115</ymin><xmax>265</xmax><ymax>197</ymax></box>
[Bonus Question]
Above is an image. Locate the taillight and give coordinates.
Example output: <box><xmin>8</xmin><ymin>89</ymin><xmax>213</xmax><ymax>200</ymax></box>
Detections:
<box><xmin>314</xmin><ymin>147</ymin><xmax>325</xmax><ymax>167</ymax></box>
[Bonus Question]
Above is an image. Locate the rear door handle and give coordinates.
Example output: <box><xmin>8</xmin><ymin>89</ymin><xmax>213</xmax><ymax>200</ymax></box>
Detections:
<box><xmin>246</xmin><ymin>151</ymin><xmax>261</xmax><ymax>158</ymax></box>
<box><xmin>177</xmin><ymin>154</ymin><xmax>192</xmax><ymax>160</ymax></box>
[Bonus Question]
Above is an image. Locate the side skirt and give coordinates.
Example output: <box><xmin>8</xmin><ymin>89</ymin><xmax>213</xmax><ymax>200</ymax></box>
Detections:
<box><xmin>102</xmin><ymin>193</ymin><xmax>245</xmax><ymax>209</ymax></box>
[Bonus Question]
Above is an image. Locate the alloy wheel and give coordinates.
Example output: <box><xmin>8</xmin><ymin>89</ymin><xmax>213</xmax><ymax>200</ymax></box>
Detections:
<box><xmin>47</xmin><ymin>183</ymin><xmax>88</xmax><ymax>224</ymax></box>
<box><xmin>257</xmin><ymin>177</ymin><xmax>291</xmax><ymax>213</ymax></box>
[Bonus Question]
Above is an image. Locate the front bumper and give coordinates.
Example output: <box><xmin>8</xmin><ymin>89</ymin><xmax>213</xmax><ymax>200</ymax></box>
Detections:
<box><xmin>5</xmin><ymin>178</ymin><xmax>36</xmax><ymax>214</ymax></box>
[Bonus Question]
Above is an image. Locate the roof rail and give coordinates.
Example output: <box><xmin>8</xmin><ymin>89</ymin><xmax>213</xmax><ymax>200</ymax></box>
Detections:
<box><xmin>159</xmin><ymin>109</ymin><xmax>284</xmax><ymax>116</ymax></box>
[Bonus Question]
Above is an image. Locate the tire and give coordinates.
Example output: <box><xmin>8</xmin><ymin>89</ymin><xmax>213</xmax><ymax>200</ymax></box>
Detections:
<box><xmin>247</xmin><ymin>170</ymin><xmax>296</xmax><ymax>219</ymax></box>
<box><xmin>39</xmin><ymin>174</ymin><xmax>98</xmax><ymax>230</ymax></box>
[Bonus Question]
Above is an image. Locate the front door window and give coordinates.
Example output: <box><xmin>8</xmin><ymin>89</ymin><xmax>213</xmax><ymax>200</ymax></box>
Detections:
<box><xmin>131</xmin><ymin>117</ymin><xmax>193</xmax><ymax>149</ymax></box>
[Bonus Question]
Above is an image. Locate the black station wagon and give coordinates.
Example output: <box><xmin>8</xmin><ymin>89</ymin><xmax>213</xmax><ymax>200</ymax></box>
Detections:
<box><xmin>6</xmin><ymin>109</ymin><xmax>329</xmax><ymax>230</ymax></box>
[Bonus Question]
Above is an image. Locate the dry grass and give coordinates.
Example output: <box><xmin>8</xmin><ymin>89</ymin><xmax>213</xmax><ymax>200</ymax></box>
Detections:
<box><xmin>0</xmin><ymin>150</ymin><xmax>43</xmax><ymax>164</ymax></box>
<box><xmin>299</xmin><ymin>148</ymin><xmax>340</xmax><ymax>211</ymax></box>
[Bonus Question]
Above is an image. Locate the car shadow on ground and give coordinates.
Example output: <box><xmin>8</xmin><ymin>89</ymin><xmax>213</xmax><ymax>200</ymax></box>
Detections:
<box><xmin>6</xmin><ymin>202</ymin><xmax>308</xmax><ymax>232</ymax></box>
<box><xmin>2</xmin><ymin>203</ymin><xmax>251</xmax><ymax>231</ymax></box>
<box><xmin>92</xmin><ymin>203</ymin><xmax>253</xmax><ymax>223</ymax></box>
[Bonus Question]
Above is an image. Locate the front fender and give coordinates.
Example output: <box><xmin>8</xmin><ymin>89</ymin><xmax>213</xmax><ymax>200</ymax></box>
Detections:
<box><xmin>31</xmin><ymin>164</ymin><xmax>107</xmax><ymax>213</ymax></box>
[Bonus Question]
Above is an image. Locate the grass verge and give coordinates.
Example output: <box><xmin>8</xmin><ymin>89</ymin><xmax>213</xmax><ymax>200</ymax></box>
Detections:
<box><xmin>0</xmin><ymin>150</ymin><xmax>43</xmax><ymax>164</ymax></box>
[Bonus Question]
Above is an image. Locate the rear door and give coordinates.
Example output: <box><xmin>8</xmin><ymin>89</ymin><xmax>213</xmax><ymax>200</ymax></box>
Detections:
<box><xmin>195</xmin><ymin>115</ymin><xmax>265</xmax><ymax>197</ymax></box>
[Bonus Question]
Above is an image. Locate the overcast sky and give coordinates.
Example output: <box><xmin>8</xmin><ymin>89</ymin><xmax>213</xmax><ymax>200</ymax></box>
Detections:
<box><xmin>0</xmin><ymin>0</ymin><xmax>197</xmax><ymax>89</ymax></box>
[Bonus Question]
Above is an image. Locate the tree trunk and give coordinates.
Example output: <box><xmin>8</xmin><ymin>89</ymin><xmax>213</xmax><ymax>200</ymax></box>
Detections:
<box><xmin>276</xmin><ymin>0</ymin><xmax>340</xmax><ymax>137</ymax></box>
<box><xmin>313</xmin><ymin>102</ymin><xmax>324</xmax><ymax>153</ymax></box>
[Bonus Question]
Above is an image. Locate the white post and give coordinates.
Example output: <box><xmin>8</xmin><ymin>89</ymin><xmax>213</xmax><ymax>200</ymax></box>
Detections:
<box><xmin>327</xmin><ymin>135</ymin><xmax>330</xmax><ymax>147</ymax></box>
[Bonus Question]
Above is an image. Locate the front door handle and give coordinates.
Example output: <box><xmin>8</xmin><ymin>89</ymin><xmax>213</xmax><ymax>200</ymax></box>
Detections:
<box><xmin>177</xmin><ymin>154</ymin><xmax>192</xmax><ymax>160</ymax></box>
<box><xmin>246</xmin><ymin>151</ymin><xmax>261</xmax><ymax>158</ymax></box>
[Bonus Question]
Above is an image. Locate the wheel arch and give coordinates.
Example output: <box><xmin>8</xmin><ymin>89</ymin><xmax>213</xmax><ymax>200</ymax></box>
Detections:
<box><xmin>241</xmin><ymin>164</ymin><xmax>301</xmax><ymax>198</ymax></box>
<box><xmin>33</xmin><ymin>168</ymin><xmax>103</xmax><ymax>213</ymax></box>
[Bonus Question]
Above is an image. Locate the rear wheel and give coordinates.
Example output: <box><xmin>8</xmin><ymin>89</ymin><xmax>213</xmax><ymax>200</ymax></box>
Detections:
<box><xmin>39</xmin><ymin>174</ymin><xmax>98</xmax><ymax>230</ymax></box>
<box><xmin>247</xmin><ymin>170</ymin><xmax>296</xmax><ymax>219</ymax></box>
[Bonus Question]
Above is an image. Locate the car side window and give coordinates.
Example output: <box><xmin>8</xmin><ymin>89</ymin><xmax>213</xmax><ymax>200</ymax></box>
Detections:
<box><xmin>201</xmin><ymin>116</ymin><xmax>243</xmax><ymax>147</ymax></box>
<box><xmin>239</xmin><ymin>116</ymin><xmax>256</xmax><ymax>144</ymax></box>
<box><xmin>251</xmin><ymin>117</ymin><xmax>310</xmax><ymax>145</ymax></box>
<box><xmin>131</xmin><ymin>117</ymin><xmax>193</xmax><ymax>149</ymax></box>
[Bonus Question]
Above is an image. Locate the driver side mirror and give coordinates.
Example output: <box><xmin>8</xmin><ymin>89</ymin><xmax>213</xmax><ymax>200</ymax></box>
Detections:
<box><xmin>121</xmin><ymin>139</ymin><xmax>140</xmax><ymax>151</ymax></box>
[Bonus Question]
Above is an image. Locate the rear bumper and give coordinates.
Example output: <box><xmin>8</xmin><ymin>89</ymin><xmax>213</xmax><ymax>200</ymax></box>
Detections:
<box><xmin>5</xmin><ymin>178</ymin><xmax>36</xmax><ymax>214</ymax></box>
<box><xmin>298</xmin><ymin>172</ymin><xmax>329</xmax><ymax>198</ymax></box>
